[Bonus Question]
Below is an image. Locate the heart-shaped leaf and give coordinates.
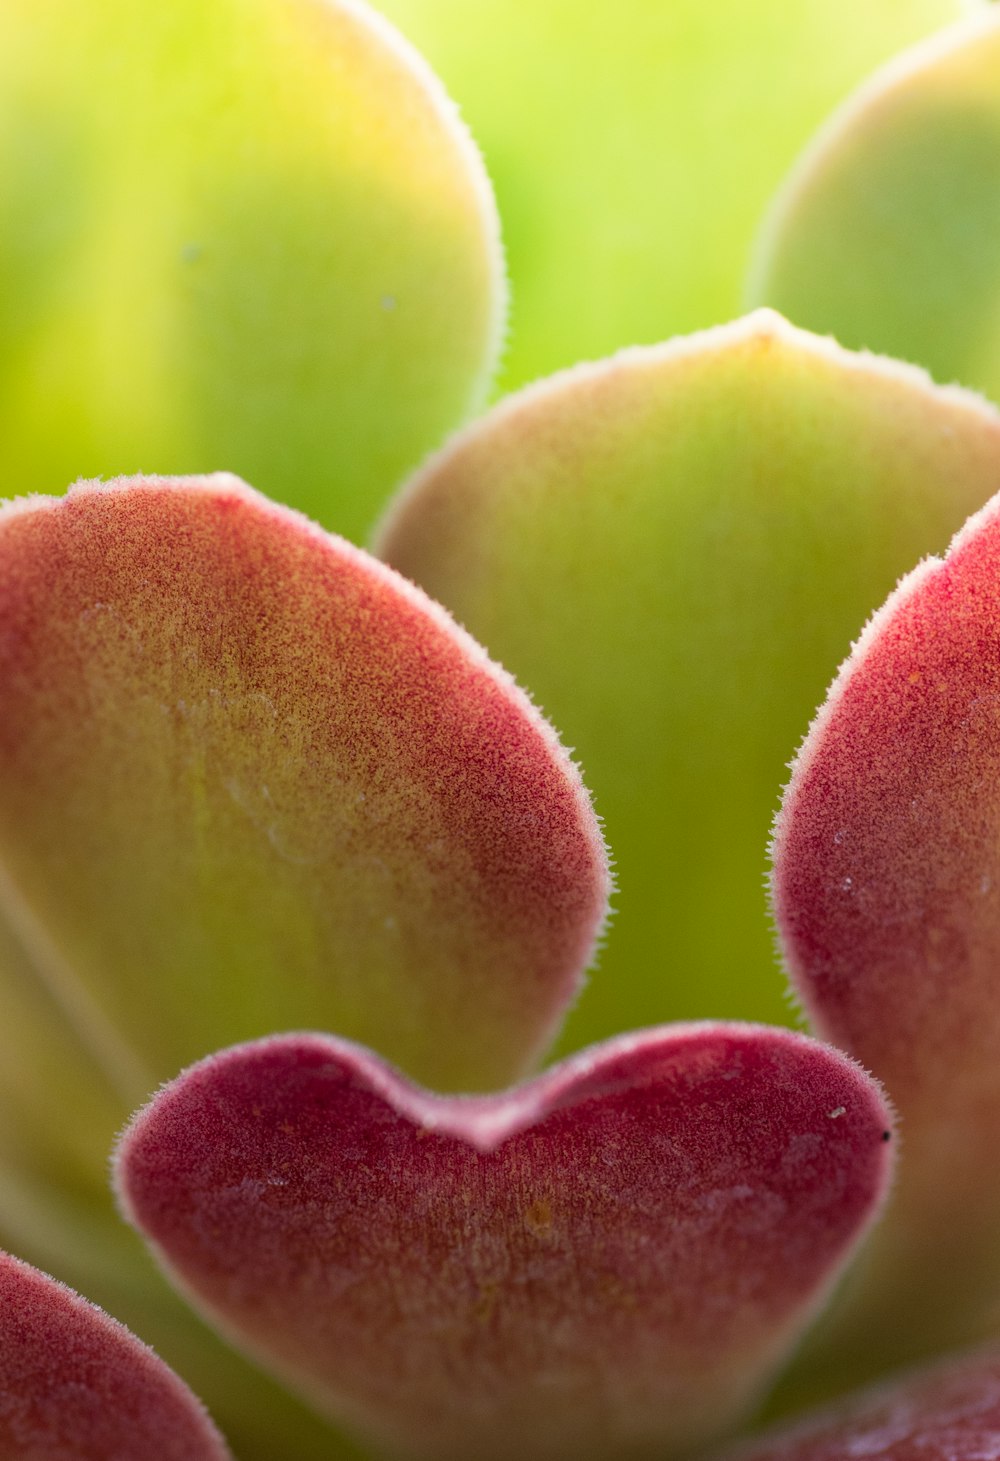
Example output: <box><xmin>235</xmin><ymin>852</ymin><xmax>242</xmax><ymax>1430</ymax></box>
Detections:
<box><xmin>0</xmin><ymin>474</ymin><xmax>608</xmax><ymax>1098</ymax></box>
<box><xmin>0</xmin><ymin>1252</ymin><xmax>230</xmax><ymax>1459</ymax></box>
<box><xmin>773</xmin><ymin>490</ymin><xmax>1000</xmax><ymax>1395</ymax></box>
<box><xmin>117</xmin><ymin>1024</ymin><xmax>893</xmax><ymax>1461</ymax></box>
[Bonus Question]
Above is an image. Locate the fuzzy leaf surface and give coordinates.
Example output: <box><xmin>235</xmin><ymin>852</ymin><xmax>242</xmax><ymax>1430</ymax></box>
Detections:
<box><xmin>118</xmin><ymin>1024</ymin><xmax>893</xmax><ymax>1461</ymax></box>
<box><xmin>379</xmin><ymin>313</ymin><xmax>1000</xmax><ymax>1050</ymax></box>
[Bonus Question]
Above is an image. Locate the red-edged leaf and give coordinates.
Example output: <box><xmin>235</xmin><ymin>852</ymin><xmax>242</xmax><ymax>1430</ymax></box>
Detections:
<box><xmin>116</xmin><ymin>1025</ymin><xmax>893</xmax><ymax>1461</ymax></box>
<box><xmin>0</xmin><ymin>474</ymin><xmax>608</xmax><ymax>1095</ymax></box>
<box><xmin>720</xmin><ymin>1349</ymin><xmax>1000</xmax><ymax>1461</ymax></box>
<box><xmin>0</xmin><ymin>1251</ymin><xmax>230</xmax><ymax>1459</ymax></box>
<box><xmin>773</xmin><ymin>491</ymin><xmax>1000</xmax><ymax>1388</ymax></box>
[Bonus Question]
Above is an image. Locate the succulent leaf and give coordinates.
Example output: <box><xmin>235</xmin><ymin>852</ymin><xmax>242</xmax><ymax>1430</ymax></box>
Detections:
<box><xmin>0</xmin><ymin>0</ymin><xmax>505</xmax><ymax>538</ymax></box>
<box><xmin>378</xmin><ymin>312</ymin><xmax>1000</xmax><ymax>1052</ymax></box>
<box><xmin>0</xmin><ymin>1252</ymin><xmax>231</xmax><ymax>1460</ymax></box>
<box><xmin>0</xmin><ymin>475</ymin><xmax>608</xmax><ymax>1097</ymax></box>
<box><xmin>0</xmin><ymin>1193</ymin><xmax>352</xmax><ymax>1461</ymax></box>
<box><xmin>376</xmin><ymin>0</ymin><xmax>962</xmax><ymax>389</ymax></box>
<box><xmin>117</xmin><ymin>1024</ymin><xmax>893</xmax><ymax>1461</ymax></box>
<box><xmin>750</xmin><ymin>10</ymin><xmax>1000</xmax><ymax>405</ymax></box>
<box><xmin>720</xmin><ymin>1348</ymin><xmax>1000</xmax><ymax>1461</ymax></box>
<box><xmin>773</xmin><ymin>490</ymin><xmax>1000</xmax><ymax>1395</ymax></box>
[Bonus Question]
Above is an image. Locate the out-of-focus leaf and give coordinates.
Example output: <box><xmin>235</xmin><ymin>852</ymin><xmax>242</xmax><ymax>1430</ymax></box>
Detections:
<box><xmin>378</xmin><ymin>313</ymin><xmax>1000</xmax><ymax>1052</ymax></box>
<box><xmin>376</xmin><ymin>0</ymin><xmax>961</xmax><ymax>389</ymax></box>
<box><xmin>0</xmin><ymin>0</ymin><xmax>505</xmax><ymax>539</ymax></box>
<box><xmin>750</xmin><ymin>11</ymin><xmax>1000</xmax><ymax>405</ymax></box>
<box><xmin>117</xmin><ymin>1025</ymin><xmax>892</xmax><ymax>1461</ymax></box>
<box><xmin>719</xmin><ymin>1349</ymin><xmax>1000</xmax><ymax>1461</ymax></box>
<box><xmin>0</xmin><ymin>831</ymin><xmax>356</xmax><ymax>1461</ymax></box>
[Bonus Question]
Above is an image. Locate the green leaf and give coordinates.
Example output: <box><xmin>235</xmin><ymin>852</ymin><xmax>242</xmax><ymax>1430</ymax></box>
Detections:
<box><xmin>378</xmin><ymin>312</ymin><xmax>1000</xmax><ymax>1053</ymax></box>
<box><xmin>750</xmin><ymin>10</ymin><xmax>1000</xmax><ymax>404</ymax></box>
<box><xmin>0</xmin><ymin>0</ymin><xmax>505</xmax><ymax>539</ymax></box>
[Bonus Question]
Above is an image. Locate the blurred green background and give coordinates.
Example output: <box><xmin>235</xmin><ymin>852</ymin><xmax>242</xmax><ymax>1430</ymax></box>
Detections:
<box><xmin>378</xmin><ymin>0</ymin><xmax>966</xmax><ymax>391</ymax></box>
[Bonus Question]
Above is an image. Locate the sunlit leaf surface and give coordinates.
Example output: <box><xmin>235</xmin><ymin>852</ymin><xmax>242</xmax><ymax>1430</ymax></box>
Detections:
<box><xmin>0</xmin><ymin>0</ymin><xmax>505</xmax><ymax>538</ymax></box>
<box><xmin>379</xmin><ymin>313</ymin><xmax>1000</xmax><ymax>1052</ymax></box>
<box><xmin>751</xmin><ymin>10</ymin><xmax>1000</xmax><ymax>407</ymax></box>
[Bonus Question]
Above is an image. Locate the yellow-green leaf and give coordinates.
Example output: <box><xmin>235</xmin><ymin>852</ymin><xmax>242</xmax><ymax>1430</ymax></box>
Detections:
<box><xmin>0</xmin><ymin>0</ymin><xmax>505</xmax><ymax>539</ymax></box>
<box><xmin>378</xmin><ymin>312</ymin><xmax>1000</xmax><ymax>1053</ymax></box>
<box><xmin>750</xmin><ymin>10</ymin><xmax>1000</xmax><ymax>404</ymax></box>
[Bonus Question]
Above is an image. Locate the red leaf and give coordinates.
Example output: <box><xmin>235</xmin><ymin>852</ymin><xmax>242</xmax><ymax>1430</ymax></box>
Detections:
<box><xmin>0</xmin><ymin>1252</ymin><xmax>230</xmax><ymax>1459</ymax></box>
<box><xmin>773</xmin><ymin>491</ymin><xmax>1000</xmax><ymax>1379</ymax></box>
<box><xmin>117</xmin><ymin>1024</ymin><xmax>893</xmax><ymax>1460</ymax></box>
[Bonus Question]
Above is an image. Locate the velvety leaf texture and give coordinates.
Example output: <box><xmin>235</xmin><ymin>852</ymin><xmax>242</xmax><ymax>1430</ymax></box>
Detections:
<box><xmin>724</xmin><ymin>1349</ymin><xmax>1000</xmax><ymax>1461</ymax></box>
<box><xmin>378</xmin><ymin>311</ymin><xmax>1000</xmax><ymax>1051</ymax></box>
<box><xmin>117</xmin><ymin>1025</ymin><xmax>893</xmax><ymax>1461</ymax></box>
<box><xmin>772</xmin><ymin>490</ymin><xmax>1000</xmax><ymax>1396</ymax></box>
<box><xmin>0</xmin><ymin>475</ymin><xmax>608</xmax><ymax>1098</ymax></box>
<box><xmin>0</xmin><ymin>1252</ymin><xmax>231</xmax><ymax>1460</ymax></box>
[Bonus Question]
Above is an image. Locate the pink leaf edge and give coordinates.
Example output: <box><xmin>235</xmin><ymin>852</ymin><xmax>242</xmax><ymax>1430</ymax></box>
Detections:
<box><xmin>773</xmin><ymin>489</ymin><xmax>1000</xmax><ymax>1113</ymax></box>
<box><xmin>116</xmin><ymin>1024</ymin><xmax>894</xmax><ymax>1461</ymax></box>
<box><xmin>718</xmin><ymin>1347</ymin><xmax>1000</xmax><ymax>1461</ymax></box>
<box><xmin>0</xmin><ymin>1251</ymin><xmax>230</xmax><ymax>1459</ymax></box>
<box><xmin>771</xmin><ymin>490</ymin><xmax>1000</xmax><ymax>1366</ymax></box>
<box><xmin>0</xmin><ymin>472</ymin><xmax>611</xmax><ymax>1092</ymax></box>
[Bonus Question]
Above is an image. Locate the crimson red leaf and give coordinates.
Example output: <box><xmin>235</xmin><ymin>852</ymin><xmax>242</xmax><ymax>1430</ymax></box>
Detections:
<box><xmin>0</xmin><ymin>1252</ymin><xmax>230</xmax><ymax>1459</ymax></box>
<box><xmin>117</xmin><ymin>1025</ymin><xmax>893</xmax><ymax>1460</ymax></box>
<box><xmin>773</xmin><ymin>491</ymin><xmax>1000</xmax><ymax>1388</ymax></box>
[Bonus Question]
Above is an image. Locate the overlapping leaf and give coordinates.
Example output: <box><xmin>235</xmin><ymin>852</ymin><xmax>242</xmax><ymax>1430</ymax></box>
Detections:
<box><xmin>723</xmin><ymin>1349</ymin><xmax>1000</xmax><ymax>1461</ymax></box>
<box><xmin>773</xmin><ymin>490</ymin><xmax>1000</xmax><ymax>1399</ymax></box>
<box><xmin>0</xmin><ymin>474</ymin><xmax>608</xmax><ymax>1100</ymax></box>
<box><xmin>379</xmin><ymin>313</ymin><xmax>1000</xmax><ymax>1051</ymax></box>
<box><xmin>0</xmin><ymin>1253</ymin><xmax>230</xmax><ymax>1460</ymax></box>
<box><xmin>377</xmin><ymin>0</ymin><xmax>961</xmax><ymax>388</ymax></box>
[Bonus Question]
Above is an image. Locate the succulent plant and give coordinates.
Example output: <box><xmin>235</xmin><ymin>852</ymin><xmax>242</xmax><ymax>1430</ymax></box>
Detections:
<box><xmin>2</xmin><ymin>3</ymin><xmax>1000</xmax><ymax>1459</ymax></box>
